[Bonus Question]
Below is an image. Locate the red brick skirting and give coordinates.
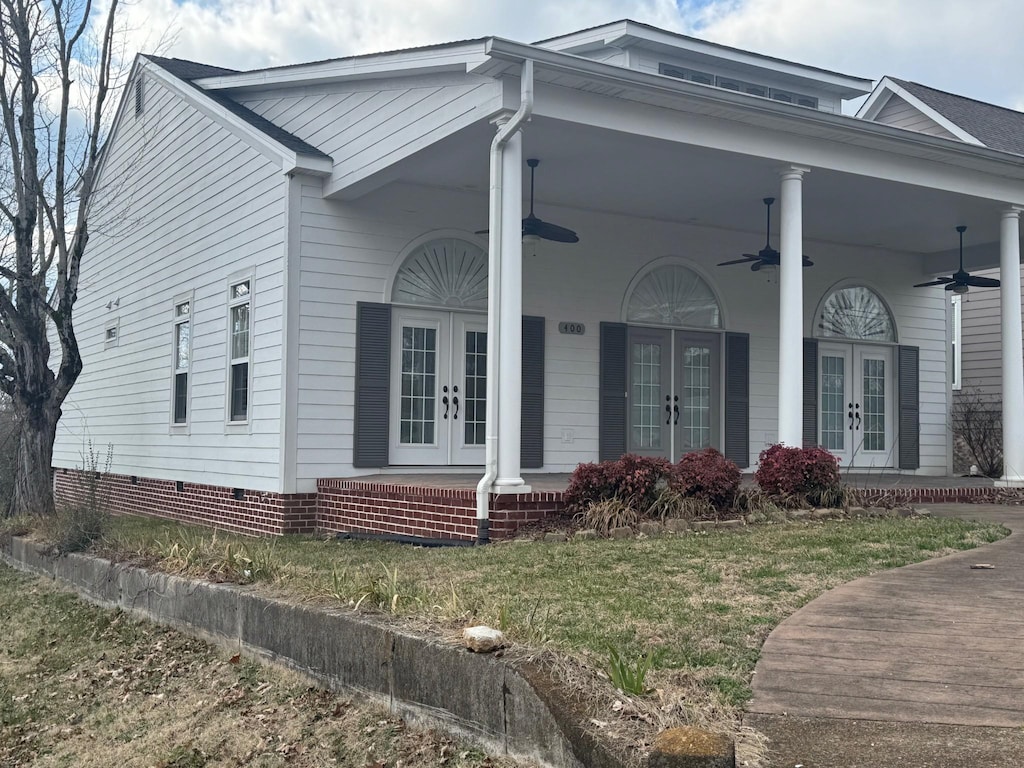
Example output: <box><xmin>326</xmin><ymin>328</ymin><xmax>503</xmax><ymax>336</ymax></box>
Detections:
<box><xmin>316</xmin><ymin>479</ymin><xmax>565</xmax><ymax>541</ymax></box>
<box><xmin>54</xmin><ymin>468</ymin><xmax>1017</xmax><ymax>541</ymax></box>
<box><xmin>54</xmin><ymin>470</ymin><xmax>317</xmax><ymax>537</ymax></box>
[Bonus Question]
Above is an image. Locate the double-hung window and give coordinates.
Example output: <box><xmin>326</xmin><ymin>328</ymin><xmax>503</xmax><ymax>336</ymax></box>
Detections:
<box><xmin>172</xmin><ymin>299</ymin><xmax>191</xmax><ymax>424</ymax></box>
<box><xmin>228</xmin><ymin>279</ymin><xmax>251</xmax><ymax>422</ymax></box>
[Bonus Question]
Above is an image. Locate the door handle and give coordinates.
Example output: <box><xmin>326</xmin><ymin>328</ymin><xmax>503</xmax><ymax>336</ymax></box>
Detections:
<box><xmin>673</xmin><ymin>403</ymin><xmax>680</xmax><ymax>426</ymax></box>
<box><xmin>452</xmin><ymin>385</ymin><xmax>459</xmax><ymax>419</ymax></box>
<box><xmin>665</xmin><ymin>395</ymin><xmax>672</xmax><ymax>425</ymax></box>
<box><xmin>848</xmin><ymin>402</ymin><xmax>854</xmax><ymax>430</ymax></box>
<box><xmin>442</xmin><ymin>385</ymin><xmax>449</xmax><ymax>419</ymax></box>
<box><xmin>855</xmin><ymin>403</ymin><xmax>861</xmax><ymax>431</ymax></box>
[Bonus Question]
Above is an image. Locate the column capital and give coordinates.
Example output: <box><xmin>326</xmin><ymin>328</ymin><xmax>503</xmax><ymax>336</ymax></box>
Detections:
<box><xmin>490</xmin><ymin>109</ymin><xmax>516</xmax><ymax>127</ymax></box>
<box><xmin>779</xmin><ymin>165</ymin><xmax>811</xmax><ymax>181</ymax></box>
<box><xmin>1002</xmin><ymin>205</ymin><xmax>1024</xmax><ymax>220</ymax></box>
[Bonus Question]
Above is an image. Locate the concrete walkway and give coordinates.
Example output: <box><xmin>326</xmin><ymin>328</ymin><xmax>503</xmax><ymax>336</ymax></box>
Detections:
<box><xmin>747</xmin><ymin>504</ymin><xmax>1024</xmax><ymax>767</ymax></box>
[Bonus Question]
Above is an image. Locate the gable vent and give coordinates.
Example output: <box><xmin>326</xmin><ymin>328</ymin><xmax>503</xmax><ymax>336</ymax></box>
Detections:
<box><xmin>134</xmin><ymin>77</ymin><xmax>144</xmax><ymax>116</ymax></box>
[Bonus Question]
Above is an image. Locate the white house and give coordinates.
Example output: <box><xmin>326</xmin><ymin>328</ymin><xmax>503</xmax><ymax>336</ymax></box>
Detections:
<box><xmin>53</xmin><ymin>20</ymin><xmax>1024</xmax><ymax>539</ymax></box>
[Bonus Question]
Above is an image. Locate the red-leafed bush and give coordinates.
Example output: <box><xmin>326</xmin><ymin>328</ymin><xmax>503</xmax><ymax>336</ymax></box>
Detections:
<box><xmin>754</xmin><ymin>444</ymin><xmax>840</xmax><ymax>504</ymax></box>
<box><xmin>673</xmin><ymin>448</ymin><xmax>742</xmax><ymax>509</ymax></box>
<box><xmin>564</xmin><ymin>454</ymin><xmax>673</xmax><ymax>514</ymax></box>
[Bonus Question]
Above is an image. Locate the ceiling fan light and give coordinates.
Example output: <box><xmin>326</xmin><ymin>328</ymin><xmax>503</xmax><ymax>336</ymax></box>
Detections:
<box><xmin>953</xmin><ymin>284</ymin><xmax>969</xmax><ymax>294</ymax></box>
<box><xmin>522</xmin><ymin>233</ymin><xmax>541</xmax><ymax>246</ymax></box>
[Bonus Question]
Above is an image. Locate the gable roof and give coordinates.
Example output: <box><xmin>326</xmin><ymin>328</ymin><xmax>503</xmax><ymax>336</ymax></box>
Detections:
<box><xmin>886</xmin><ymin>77</ymin><xmax>1024</xmax><ymax>157</ymax></box>
<box><xmin>145</xmin><ymin>55</ymin><xmax>331</xmax><ymax>161</ymax></box>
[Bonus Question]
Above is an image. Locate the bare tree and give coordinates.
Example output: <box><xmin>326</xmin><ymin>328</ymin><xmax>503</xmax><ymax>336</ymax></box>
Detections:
<box><xmin>0</xmin><ymin>0</ymin><xmax>121</xmax><ymax>516</ymax></box>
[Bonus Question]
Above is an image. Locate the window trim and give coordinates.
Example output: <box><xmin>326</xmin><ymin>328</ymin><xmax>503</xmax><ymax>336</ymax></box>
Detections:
<box><xmin>170</xmin><ymin>291</ymin><xmax>193</xmax><ymax>433</ymax></box>
<box><xmin>225</xmin><ymin>273</ymin><xmax>254</xmax><ymax>429</ymax></box>
<box><xmin>951</xmin><ymin>294</ymin><xmax>962</xmax><ymax>390</ymax></box>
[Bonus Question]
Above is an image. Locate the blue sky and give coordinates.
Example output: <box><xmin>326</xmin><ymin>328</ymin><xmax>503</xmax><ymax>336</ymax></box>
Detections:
<box><xmin>117</xmin><ymin>0</ymin><xmax>1024</xmax><ymax>111</ymax></box>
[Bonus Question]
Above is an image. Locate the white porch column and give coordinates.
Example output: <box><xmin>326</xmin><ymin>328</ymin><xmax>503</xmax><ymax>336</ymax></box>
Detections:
<box><xmin>999</xmin><ymin>206</ymin><xmax>1024</xmax><ymax>485</ymax></box>
<box><xmin>777</xmin><ymin>166</ymin><xmax>809</xmax><ymax>447</ymax></box>
<box><xmin>495</xmin><ymin>131</ymin><xmax>526</xmax><ymax>490</ymax></box>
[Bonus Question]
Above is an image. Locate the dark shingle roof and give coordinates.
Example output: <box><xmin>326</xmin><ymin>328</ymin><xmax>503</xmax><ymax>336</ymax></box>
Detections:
<box><xmin>145</xmin><ymin>55</ymin><xmax>331</xmax><ymax>161</ymax></box>
<box><xmin>890</xmin><ymin>77</ymin><xmax>1024</xmax><ymax>157</ymax></box>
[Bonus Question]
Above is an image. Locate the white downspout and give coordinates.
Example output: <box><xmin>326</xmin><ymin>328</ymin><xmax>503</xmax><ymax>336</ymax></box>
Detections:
<box><xmin>476</xmin><ymin>59</ymin><xmax>534</xmax><ymax>544</ymax></box>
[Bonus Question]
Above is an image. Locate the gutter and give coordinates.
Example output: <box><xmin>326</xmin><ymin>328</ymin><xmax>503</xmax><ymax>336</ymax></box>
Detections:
<box><xmin>476</xmin><ymin>59</ymin><xmax>534</xmax><ymax>545</ymax></box>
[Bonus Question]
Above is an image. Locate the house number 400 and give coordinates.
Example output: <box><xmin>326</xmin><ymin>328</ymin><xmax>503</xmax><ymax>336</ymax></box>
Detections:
<box><xmin>558</xmin><ymin>322</ymin><xmax>585</xmax><ymax>335</ymax></box>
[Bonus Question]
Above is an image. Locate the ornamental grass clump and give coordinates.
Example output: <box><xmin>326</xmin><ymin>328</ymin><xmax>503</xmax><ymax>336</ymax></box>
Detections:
<box><xmin>754</xmin><ymin>444</ymin><xmax>843</xmax><ymax>507</ymax></box>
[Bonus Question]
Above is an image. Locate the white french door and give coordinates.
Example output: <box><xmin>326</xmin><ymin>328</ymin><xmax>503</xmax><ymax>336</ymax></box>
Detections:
<box><xmin>626</xmin><ymin>327</ymin><xmax>720</xmax><ymax>460</ymax></box>
<box><xmin>389</xmin><ymin>310</ymin><xmax>486</xmax><ymax>465</ymax></box>
<box><xmin>819</xmin><ymin>343</ymin><xmax>895</xmax><ymax>468</ymax></box>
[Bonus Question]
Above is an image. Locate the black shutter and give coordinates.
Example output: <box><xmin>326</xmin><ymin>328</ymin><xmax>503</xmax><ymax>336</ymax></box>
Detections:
<box><xmin>353</xmin><ymin>302</ymin><xmax>391</xmax><ymax>468</ymax></box>
<box><xmin>521</xmin><ymin>316</ymin><xmax>545</xmax><ymax>469</ymax></box>
<box><xmin>898</xmin><ymin>345</ymin><xmax>920</xmax><ymax>470</ymax></box>
<box><xmin>803</xmin><ymin>338</ymin><xmax>819</xmax><ymax>448</ymax></box>
<box><xmin>724</xmin><ymin>332</ymin><xmax>749</xmax><ymax>468</ymax></box>
<box><xmin>599</xmin><ymin>322</ymin><xmax>627</xmax><ymax>462</ymax></box>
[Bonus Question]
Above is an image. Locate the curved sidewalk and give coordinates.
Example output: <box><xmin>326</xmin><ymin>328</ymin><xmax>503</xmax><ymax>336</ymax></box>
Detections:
<box><xmin>747</xmin><ymin>505</ymin><xmax>1024</xmax><ymax>766</ymax></box>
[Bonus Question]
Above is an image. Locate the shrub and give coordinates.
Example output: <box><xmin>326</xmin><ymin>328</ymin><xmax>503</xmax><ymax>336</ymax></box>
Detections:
<box><xmin>45</xmin><ymin>441</ymin><xmax>113</xmax><ymax>553</ymax></box>
<box><xmin>564</xmin><ymin>454</ymin><xmax>672</xmax><ymax>514</ymax></box>
<box><xmin>754</xmin><ymin>444</ymin><xmax>841</xmax><ymax>506</ymax></box>
<box><xmin>952</xmin><ymin>389</ymin><xmax>1002</xmax><ymax>478</ymax></box>
<box><xmin>673</xmin><ymin>448</ymin><xmax>741</xmax><ymax>510</ymax></box>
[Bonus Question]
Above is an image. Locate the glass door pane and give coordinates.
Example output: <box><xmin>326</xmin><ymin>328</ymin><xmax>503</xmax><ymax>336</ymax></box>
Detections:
<box><xmin>399</xmin><ymin>326</ymin><xmax>437</xmax><ymax>445</ymax></box>
<box><xmin>390</xmin><ymin>312</ymin><xmax>450</xmax><ymax>465</ymax></box>
<box><xmin>820</xmin><ymin>355</ymin><xmax>846</xmax><ymax>451</ymax></box>
<box><xmin>861</xmin><ymin>357</ymin><xmax>886</xmax><ymax>452</ymax></box>
<box><xmin>680</xmin><ymin>345</ymin><xmax>712</xmax><ymax>451</ymax></box>
<box><xmin>463</xmin><ymin>329</ymin><xmax>486</xmax><ymax>447</ymax></box>
<box><xmin>450</xmin><ymin>315</ymin><xmax>487</xmax><ymax>465</ymax></box>
<box><xmin>627</xmin><ymin>328</ymin><xmax>671</xmax><ymax>457</ymax></box>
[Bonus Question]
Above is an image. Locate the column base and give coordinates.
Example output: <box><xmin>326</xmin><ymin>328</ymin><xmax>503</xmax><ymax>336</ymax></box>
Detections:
<box><xmin>492</xmin><ymin>480</ymin><xmax>531</xmax><ymax>495</ymax></box>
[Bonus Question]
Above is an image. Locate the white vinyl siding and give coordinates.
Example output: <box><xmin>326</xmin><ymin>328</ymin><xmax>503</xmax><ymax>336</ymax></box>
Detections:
<box><xmin>290</xmin><ymin>182</ymin><xmax>949</xmax><ymax>484</ymax></box>
<box><xmin>955</xmin><ymin>267</ymin><xmax>1014</xmax><ymax>402</ymax></box>
<box><xmin>872</xmin><ymin>94</ymin><xmax>960</xmax><ymax>139</ymax></box>
<box><xmin>234</xmin><ymin>75</ymin><xmax>502</xmax><ymax>196</ymax></box>
<box><xmin>52</xmin><ymin>74</ymin><xmax>286</xmax><ymax>492</ymax></box>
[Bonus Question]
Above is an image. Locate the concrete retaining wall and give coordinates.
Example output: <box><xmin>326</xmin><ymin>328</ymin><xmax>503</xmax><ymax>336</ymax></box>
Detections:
<box><xmin>1</xmin><ymin>536</ymin><xmax>622</xmax><ymax>768</ymax></box>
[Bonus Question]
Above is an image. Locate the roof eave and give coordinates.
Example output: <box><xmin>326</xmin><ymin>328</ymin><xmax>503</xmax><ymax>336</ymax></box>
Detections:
<box><xmin>481</xmin><ymin>39</ymin><xmax>1024</xmax><ymax>176</ymax></box>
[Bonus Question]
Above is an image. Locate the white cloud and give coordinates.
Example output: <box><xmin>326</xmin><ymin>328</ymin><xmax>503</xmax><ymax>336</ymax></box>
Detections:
<box><xmin>114</xmin><ymin>0</ymin><xmax>1024</xmax><ymax>111</ymax></box>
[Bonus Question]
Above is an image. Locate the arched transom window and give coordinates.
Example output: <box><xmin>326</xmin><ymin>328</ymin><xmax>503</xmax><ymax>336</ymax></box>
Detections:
<box><xmin>627</xmin><ymin>264</ymin><xmax>722</xmax><ymax>329</ymax></box>
<box><xmin>818</xmin><ymin>286</ymin><xmax>896</xmax><ymax>342</ymax></box>
<box><xmin>392</xmin><ymin>237</ymin><xmax>487</xmax><ymax>310</ymax></box>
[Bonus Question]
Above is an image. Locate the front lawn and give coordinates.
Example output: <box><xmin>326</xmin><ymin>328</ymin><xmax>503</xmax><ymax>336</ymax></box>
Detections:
<box><xmin>97</xmin><ymin>514</ymin><xmax>1006</xmax><ymax>720</ymax></box>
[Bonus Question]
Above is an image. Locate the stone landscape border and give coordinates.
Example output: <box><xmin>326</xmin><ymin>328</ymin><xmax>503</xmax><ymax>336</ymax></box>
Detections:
<box><xmin>0</xmin><ymin>536</ymin><xmax>742</xmax><ymax>767</ymax></box>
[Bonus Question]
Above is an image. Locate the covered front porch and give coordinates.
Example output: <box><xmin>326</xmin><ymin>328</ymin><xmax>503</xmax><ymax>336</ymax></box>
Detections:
<box><xmin>329</xmin><ymin>52</ymin><xmax>1024</xmax><ymax>542</ymax></box>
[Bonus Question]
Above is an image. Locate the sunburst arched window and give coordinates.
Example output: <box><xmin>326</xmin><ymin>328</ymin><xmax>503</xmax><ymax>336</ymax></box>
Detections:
<box><xmin>819</xmin><ymin>286</ymin><xmax>896</xmax><ymax>342</ymax></box>
<box><xmin>626</xmin><ymin>264</ymin><xmax>722</xmax><ymax>329</ymax></box>
<box><xmin>392</xmin><ymin>238</ymin><xmax>488</xmax><ymax>310</ymax></box>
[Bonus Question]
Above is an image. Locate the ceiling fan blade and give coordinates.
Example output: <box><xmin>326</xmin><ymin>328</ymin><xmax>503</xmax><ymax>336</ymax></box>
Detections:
<box><xmin>474</xmin><ymin>229</ymin><xmax>489</xmax><ymax>235</ymax></box>
<box><xmin>801</xmin><ymin>256</ymin><xmax>814</xmax><ymax>267</ymax></box>
<box><xmin>717</xmin><ymin>256</ymin><xmax>759</xmax><ymax>266</ymax></box>
<box><xmin>912</xmin><ymin>277</ymin><xmax>954</xmax><ymax>288</ymax></box>
<box><xmin>966</xmin><ymin>275</ymin><xmax>1001</xmax><ymax>288</ymax></box>
<box><xmin>529</xmin><ymin>218</ymin><xmax>580</xmax><ymax>243</ymax></box>
<box><xmin>750</xmin><ymin>261</ymin><xmax>763</xmax><ymax>272</ymax></box>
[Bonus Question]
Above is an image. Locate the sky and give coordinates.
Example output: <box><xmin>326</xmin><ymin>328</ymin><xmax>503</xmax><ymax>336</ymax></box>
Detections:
<box><xmin>112</xmin><ymin>0</ymin><xmax>1024</xmax><ymax>112</ymax></box>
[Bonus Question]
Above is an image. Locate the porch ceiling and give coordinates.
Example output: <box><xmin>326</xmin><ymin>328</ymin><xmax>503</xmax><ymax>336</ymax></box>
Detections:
<box><xmin>388</xmin><ymin>115</ymin><xmax>1015</xmax><ymax>263</ymax></box>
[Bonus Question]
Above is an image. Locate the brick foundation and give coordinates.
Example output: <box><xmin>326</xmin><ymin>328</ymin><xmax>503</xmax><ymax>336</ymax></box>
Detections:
<box><xmin>316</xmin><ymin>479</ymin><xmax>565</xmax><ymax>541</ymax></box>
<box><xmin>54</xmin><ymin>469</ymin><xmax>318</xmax><ymax>537</ymax></box>
<box><xmin>54</xmin><ymin>468</ymin><xmax>1018</xmax><ymax>541</ymax></box>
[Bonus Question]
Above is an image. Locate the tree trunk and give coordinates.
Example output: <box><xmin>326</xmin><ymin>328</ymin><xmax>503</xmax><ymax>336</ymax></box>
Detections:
<box><xmin>8</xmin><ymin>398</ymin><xmax>60</xmax><ymax>518</ymax></box>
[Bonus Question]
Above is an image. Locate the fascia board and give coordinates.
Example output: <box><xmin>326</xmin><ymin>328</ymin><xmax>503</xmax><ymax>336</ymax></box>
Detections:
<box><xmin>482</xmin><ymin>39</ymin><xmax>1024</xmax><ymax>179</ymax></box>
<box><xmin>144</xmin><ymin>61</ymin><xmax>332</xmax><ymax>176</ymax></box>
<box><xmin>194</xmin><ymin>42</ymin><xmax>489</xmax><ymax>92</ymax></box>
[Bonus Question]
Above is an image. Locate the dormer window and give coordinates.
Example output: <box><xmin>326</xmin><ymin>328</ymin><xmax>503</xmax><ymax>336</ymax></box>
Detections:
<box><xmin>659</xmin><ymin>63</ymin><xmax>714</xmax><ymax>86</ymax></box>
<box><xmin>770</xmin><ymin>88</ymin><xmax>818</xmax><ymax>109</ymax></box>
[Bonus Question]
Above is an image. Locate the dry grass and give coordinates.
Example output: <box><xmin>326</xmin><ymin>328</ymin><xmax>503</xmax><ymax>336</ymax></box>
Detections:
<box><xmin>0</xmin><ymin>564</ymin><xmax>525</xmax><ymax>768</ymax></box>
<box><xmin>17</xmin><ymin>513</ymin><xmax>1007</xmax><ymax>768</ymax></box>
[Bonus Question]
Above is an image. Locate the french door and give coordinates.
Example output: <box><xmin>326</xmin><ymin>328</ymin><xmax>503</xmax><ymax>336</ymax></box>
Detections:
<box><xmin>626</xmin><ymin>327</ymin><xmax>720</xmax><ymax>460</ymax></box>
<box><xmin>819</xmin><ymin>343</ymin><xmax>895</xmax><ymax>468</ymax></box>
<box><xmin>389</xmin><ymin>310</ymin><xmax>486</xmax><ymax>465</ymax></box>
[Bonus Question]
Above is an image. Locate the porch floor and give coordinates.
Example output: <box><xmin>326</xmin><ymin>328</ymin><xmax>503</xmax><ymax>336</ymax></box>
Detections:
<box><xmin>354</xmin><ymin>472</ymin><xmax>998</xmax><ymax>493</ymax></box>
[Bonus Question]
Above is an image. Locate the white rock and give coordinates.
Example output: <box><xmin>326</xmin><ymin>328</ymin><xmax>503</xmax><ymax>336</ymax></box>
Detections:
<box><xmin>463</xmin><ymin>625</ymin><xmax>505</xmax><ymax>653</ymax></box>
